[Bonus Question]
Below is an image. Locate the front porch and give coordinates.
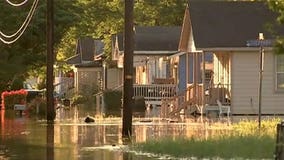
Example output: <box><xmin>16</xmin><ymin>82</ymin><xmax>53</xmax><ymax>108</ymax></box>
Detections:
<box><xmin>132</xmin><ymin>51</ymin><xmax>232</xmax><ymax>121</ymax></box>
<box><xmin>133</xmin><ymin>83</ymin><xmax>177</xmax><ymax>106</ymax></box>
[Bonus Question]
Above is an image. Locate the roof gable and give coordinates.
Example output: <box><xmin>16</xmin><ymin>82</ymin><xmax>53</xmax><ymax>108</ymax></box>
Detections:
<box><xmin>66</xmin><ymin>37</ymin><xmax>104</xmax><ymax>65</ymax></box>
<box><xmin>113</xmin><ymin>26</ymin><xmax>181</xmax><ymax>53</ymax></box>
<box><xmin>187</xmin><ymin>1</ymin><xmax>284</xmax><ymax>49</ymax></box>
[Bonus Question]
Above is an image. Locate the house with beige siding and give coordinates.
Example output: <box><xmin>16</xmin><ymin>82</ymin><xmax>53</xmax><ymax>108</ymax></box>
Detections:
<box><xmin>179</xmin><ymin>0</ymin><xmax>284</xmax><ymax>115</ymax></box>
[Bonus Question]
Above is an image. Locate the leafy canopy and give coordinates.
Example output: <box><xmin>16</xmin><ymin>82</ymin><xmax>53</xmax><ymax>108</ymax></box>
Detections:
<box><xmin>0</xmin><ymin>0</ymin><xmax>188</xmax><ymax>92</ymax></box>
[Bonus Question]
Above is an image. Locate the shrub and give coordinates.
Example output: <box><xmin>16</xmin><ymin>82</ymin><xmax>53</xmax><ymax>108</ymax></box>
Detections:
<box><xmin>133</xmin><ymin>96</ymin><xmax>146</xmax><ymax>117</ymax></box>
<box><xmin>26</xmin><ymin>97</ymin><xmax>46</xmax><ymax>118</ymax></box>
<box><xmin>103</xmin><ymin>90</ymin><xmax>122</xmax><ymax>116</ymax></box>
<box><xmin>72</xmin><ymin>94</ymin><xmax>87</xmax><ymax>105</ymax></box>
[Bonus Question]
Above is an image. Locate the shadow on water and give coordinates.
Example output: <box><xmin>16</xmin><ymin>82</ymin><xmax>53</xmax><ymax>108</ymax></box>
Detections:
<box><xmin>0</xmin><ymin>105</ymin><xmax>240</xmax><ymax>160</ymax></box>
<box><xmin>46</xmin><ymin>123</ymin><xmax>54</xmax><ymax>160</ymax></box>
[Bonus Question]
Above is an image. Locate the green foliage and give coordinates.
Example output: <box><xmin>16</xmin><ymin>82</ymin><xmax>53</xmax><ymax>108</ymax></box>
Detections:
<box><xmin>134</xmin><ymin>0</ymin><xmax>187</xmax><ymax>26</ymax></box>
<box><xmin>267</xmin><ymin>1</ymin><xmax>284</xmax><ymax>24</ymax></box>
<box><xmin>1</xmin><ymin>0</ymin><xmax>188</xmax><ymax>94</ymax></box>
<box><xmin>0</xmin><ymin>0</ymin><xmax>79</xmax><ymax>93</ymax></box>
<box><xmin>26</xmin><ymin>97</ymin><xmax>47</xmax><ymax>118</ymax></box>
<box><xmin>72</xmin><ymin>94</ymin><xmax>87</xmax><ymax>105</ymax></box>
<box><xmin>267</xmin><ymin>0</ymin><xmax>284</xmax><ymax>54</ymax></box>
<box><xmin>232</xmin><ymin>118</ymin><xmax>280</xmax><ymax>137</ymax></box>
<box><xmin>133</xmin><ymin>96</ymin><xmax>146</xmax><ymax>114</ymax></box>
<box><xmin>133</xmin><ymin>119</ymin><xmax>280</xmax><ymax>159</ymax></box>
<box><xmin>274</xmin><ymin>38</ymin><xmax>284</xmax><ymax>54</ymax></box>
<box><xmin>103</xmin><ymin>89</ymin><xmax>122</xmax><ymax>116</ymax></box>
<box><xmin>57</xmin><ymin>0</ymin><xmax>187</xmax><ymax>64</ymax></box>
<box><xmin>71</xmin><ymin>83</ymin><xmax>99</xmax><ymax>105</ymax></box>
<box><xmin>10</xmin><ymin>77</ymin><xmax>25</xmax><ymax>90</ymax></box>
<box><xmin>134</xmin><ymin>136</ymin><xmax>275</xmax><ymax>159</ymax></box>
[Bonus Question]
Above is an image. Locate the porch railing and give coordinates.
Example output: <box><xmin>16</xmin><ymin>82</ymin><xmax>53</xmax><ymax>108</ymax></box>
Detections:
<box><xmin>205</xmin><ymin>83</ymin><xmax>231</xmax><ymax>105</ymax></box>
<box><xmin>133</xmin><ymin>84</ymin><xmax>178</xmax><ymax>105</ymax></box>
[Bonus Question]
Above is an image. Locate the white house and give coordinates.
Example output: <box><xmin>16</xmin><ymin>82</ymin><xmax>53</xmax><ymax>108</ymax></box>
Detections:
<box><xmin>179</xmin><ymin>0</ymin><xmax>284</xmax><ymax>115</ymax></box>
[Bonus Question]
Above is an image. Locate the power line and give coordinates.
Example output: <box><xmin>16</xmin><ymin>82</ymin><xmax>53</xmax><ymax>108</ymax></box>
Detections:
<box><xmin>6</xmin><ymin>0</ymin><xmax>28</xmax><ymax>7</ymax></box>
<box><xmin>0</xmin><ymin>0</ymin><xmax>39</xmax><ymax>44</ymax></box>
<box><xmin>0</xmin><ymin>0</ymin><xmax>37</xmax><ymax>38</ymax></box>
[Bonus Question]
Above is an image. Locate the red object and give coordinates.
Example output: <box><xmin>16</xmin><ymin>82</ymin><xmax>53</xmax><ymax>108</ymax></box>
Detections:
<box><xmin>1</xmin><ymin>89</ymin><xmax>28</xmax><ymax>109</ymax></box>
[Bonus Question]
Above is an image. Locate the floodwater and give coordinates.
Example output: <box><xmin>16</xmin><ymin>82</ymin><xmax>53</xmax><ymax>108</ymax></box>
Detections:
<box><xmin>0</xmin><ymin>105</ymin><xmax>232</xmax><ymax>160</ymax></box>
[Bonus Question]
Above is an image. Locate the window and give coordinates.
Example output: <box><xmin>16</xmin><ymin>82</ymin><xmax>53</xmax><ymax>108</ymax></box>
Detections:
<box><xmin>276</xmin><ymin>54</ymin><xmax>284</xmax><ymax>91</ymax></box>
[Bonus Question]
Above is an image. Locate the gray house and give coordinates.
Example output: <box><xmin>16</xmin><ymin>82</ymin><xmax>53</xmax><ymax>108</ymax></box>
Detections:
<box><xmin>66</xmin><ymin>37</ymin><xmax>104</xmax><ymax>94</ymax></box>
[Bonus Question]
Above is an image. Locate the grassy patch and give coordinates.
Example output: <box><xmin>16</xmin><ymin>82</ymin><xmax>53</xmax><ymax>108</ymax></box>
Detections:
<box><xmin>133</xmin><ymin>119</ymin><xmax>280</xmax><ymax>159</ymax></box>
<box><xmin>134</xmin><ymin>136</ymin><xmax>275</xmax><ymax>159</ymax></box>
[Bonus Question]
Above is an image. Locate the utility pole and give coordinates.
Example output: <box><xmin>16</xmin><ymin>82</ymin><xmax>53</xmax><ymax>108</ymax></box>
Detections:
<box><xmin>46</xmin><ymin>0</ymin><xmax>55</xmax><ymax>121</ymax></box>
<box><xmin>122</xmin><ymin>0</ymin><xmax>134</xmax><ymax>139</ymax></box>
<box><xmin>258</xmin><ymin>33</ymin><xmax>264</xmax><ymax>130</ymax></box>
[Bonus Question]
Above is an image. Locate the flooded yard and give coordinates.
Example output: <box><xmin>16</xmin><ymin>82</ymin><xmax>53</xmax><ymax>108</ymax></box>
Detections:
<box><xmin>0</xmin><ymin>106</ymin><xmax>248</xmax><ymax>160</ymax></box>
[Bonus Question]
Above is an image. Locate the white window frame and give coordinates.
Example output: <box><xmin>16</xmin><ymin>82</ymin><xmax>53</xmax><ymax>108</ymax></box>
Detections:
<box><xmin>275</xmin><ymin>54</ymin><xmax>284</xmax><ymax>92</ymax></box>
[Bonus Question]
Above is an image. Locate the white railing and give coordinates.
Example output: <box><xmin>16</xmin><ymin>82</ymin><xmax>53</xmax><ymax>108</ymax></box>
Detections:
<box><xmin>133</xmin><ymin>84</ymin><xmax>178</xmax><ymax>105</ymax></box>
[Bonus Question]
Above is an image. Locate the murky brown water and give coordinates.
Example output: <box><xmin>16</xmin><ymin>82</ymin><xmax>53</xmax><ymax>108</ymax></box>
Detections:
<box><xmin>0</xmin><ymin>106</ymin><xmax>233</xmax><ymax>160</ymax></box>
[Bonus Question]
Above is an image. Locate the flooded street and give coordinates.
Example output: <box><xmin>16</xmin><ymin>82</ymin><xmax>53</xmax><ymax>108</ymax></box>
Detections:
<box><xmin>0</xmin><ymin>106</ymin><xmax>231</xmax><ymax>160</ymax></box>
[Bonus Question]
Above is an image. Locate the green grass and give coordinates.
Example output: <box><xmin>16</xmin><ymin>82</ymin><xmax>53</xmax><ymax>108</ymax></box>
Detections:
<box><xmin>132</xmin><ymin>118</ymin><xmax>280</xmax><ymax>159</ymax></box>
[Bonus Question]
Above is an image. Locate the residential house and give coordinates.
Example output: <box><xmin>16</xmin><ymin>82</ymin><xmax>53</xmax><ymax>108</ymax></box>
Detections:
<box><xmin>179</xmin><ymin>0</ymin><xmax>284</xmax><ymax>115</ymax></box>
<box><xmin>66</xmin><ymin>37</ymin><xmax>104</xmax><ymax>94</ymax></box>
<box><xmin>112</xmin><ymin>26</ymin><xmax>182</xmax><ymax>106</ymax></box>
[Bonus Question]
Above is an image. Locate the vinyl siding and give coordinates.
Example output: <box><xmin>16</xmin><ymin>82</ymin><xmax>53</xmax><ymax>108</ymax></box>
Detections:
<box><xmin>231</xmin><ymin>50</ymin><xmax>284</xmax><ymax>114</ymax></box>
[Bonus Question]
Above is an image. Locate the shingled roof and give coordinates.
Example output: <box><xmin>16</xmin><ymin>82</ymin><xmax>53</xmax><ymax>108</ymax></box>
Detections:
<box><xmin>114</xmin><ymin>26</ymin><xmax>181</xmax><ymax>54</ymax></box>
<box><xmin>66</xmin><ymin>37</ymin><xmax>104</xmax><ymax>66</ymax></box>
<box><xmin>187</xmin><ymin>0</ymin><xmax>284</xmax><ymax>48</ymax></box>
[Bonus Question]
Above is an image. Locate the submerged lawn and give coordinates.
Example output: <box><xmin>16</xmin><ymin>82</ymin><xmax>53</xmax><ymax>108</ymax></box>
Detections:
<box><xmin>132</xmin><ymin>119</ymin><xmax>280</xmax><ymax>159</ymax></box>
<box><xmin>133</xmin><ymin>135</ymin><xmax>275</xmax><ymax>159</ymax></box>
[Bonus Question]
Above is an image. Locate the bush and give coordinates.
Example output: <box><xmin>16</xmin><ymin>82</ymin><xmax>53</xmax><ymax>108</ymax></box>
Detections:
<box><xmin>133</xmin><ymin>96</ymin><xmax>146</xmax><ymax>117</ymax></box>
<box><xmin>72</xmin><ymin>94</ymin><xmax>88</xmax><ymax>105</ymax></box>
<box><xmin>102</xmin><ymin>91</ymin><xmax>146</xmax><ymax>117</ymax></box>
<box><xmin>26</xmin><ymin>97</ymin><xmax>46</xmax><ymax>118</ymax></box>
<box><xmin>103</xmin><ymin>90</ymin><xmax>122</xmax><ymax>116</ymax></box>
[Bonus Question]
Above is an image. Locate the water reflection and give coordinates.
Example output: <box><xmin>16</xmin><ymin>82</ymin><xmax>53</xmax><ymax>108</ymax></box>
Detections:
<box><xmin>46</xmin><ymin>123</ymin><xmax>54</xmax><ymax>160</ymax></box>
<box><xmin>0</xmin><ymin>106</ymin><xmax>234</xmax><ymax>160</ymax></box>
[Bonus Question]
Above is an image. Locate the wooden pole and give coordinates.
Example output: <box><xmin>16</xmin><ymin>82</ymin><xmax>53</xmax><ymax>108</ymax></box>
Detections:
<box><xmin>201</xmin><ymin>51</ymin><xmax>205</xmax><ymax>121</ymax></box>
<box><xmin>258</xmin><ymin>33</ymin><xmax>264</xmax><ymax>130</ymax></box>
<box><xmin>46</xmin><ymin>0</ymin><xmax>55</xmax><ymax>121</ymax></box>
<box><xmin>122</xmin><ymin>0</ymin><xmax>134</xmax><ymax>139</ymax></box>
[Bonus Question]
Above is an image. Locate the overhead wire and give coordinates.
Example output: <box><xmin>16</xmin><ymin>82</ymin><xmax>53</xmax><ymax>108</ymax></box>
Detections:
<box><xmin>0</xmin><ymin>0</ymin><xmax>37</xmax><ymax>38</ymax></box>
<box><xmin>6</xmin><ymin>0</ymin><xmax>29</xmax><ymax>7</ymax></box>
<box><xmin>0</xmin><ymin>0</ymin><xmax>39</xmax><ymax>44</ymax></box>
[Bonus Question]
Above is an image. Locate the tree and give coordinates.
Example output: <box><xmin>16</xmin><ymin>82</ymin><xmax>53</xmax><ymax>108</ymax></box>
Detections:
<box><xmin>0</xmin><ymin>0</ymin><xmax>79</xmax><ymax>92</ymax></box>
<box><xmin>0</xmin><ymin>0</ymin><xmax>188</xmax><ymax>93</ymax></box>
<box><xmin>267</xmin><ymin>0</ymin><xmax>284</xmax><ymax>53</ymax></box>
<box><xmin>57</xmin><ymin>0</ymin><xmax>187</xmax><ymax>66</ymax></box>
